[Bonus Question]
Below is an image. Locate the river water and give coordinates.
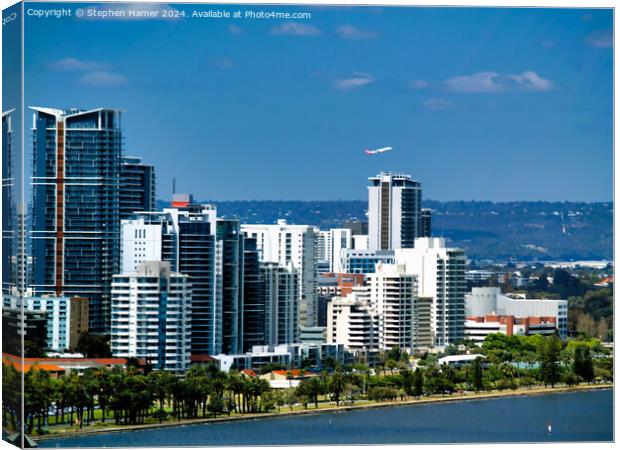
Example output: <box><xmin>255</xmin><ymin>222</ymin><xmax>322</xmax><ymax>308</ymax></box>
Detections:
<box><xmin>39</xmin><ymin>389</ymin><xmax>613</xmax><ymax>447</ymax></box>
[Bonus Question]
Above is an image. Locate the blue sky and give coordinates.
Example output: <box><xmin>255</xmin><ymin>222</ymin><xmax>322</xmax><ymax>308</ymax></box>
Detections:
<box><xmin>23</xmin><ymin>4</ymin><xmax>613</xmax><ymax>201</ymax></box>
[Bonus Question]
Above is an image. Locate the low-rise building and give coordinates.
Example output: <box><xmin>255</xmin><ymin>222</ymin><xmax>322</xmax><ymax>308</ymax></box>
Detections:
<box><xmin>3</xmin><ymin>294</ymin><xmax>88</xmax><ymax>352</ymax></box>
<box><xmin>465</xmin><ymin>315</ymin><xmax>559</xmax><ymax>342</ymax></box>
<box><xmin>465</xmin><ymin>287</ymin><xmax>568</xmax><ymax>339</ymax></box>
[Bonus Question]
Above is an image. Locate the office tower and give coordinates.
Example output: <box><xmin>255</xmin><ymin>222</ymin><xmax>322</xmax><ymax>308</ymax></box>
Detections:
<box><xmin>261</xmin><ymin>262</ymin><xmax>298</xmax><ymax>345</ymax></box>
<box><xmin>242</xmin><ymin>220</ymin><xmax>318</xmax><ymax>328</ymax></box>
<box><xmin>319</xmin><ymin>228</ymin><xmax>352</xmax><ymax>274</ymax></box>
<box><xmin>2</xmin><ymin>110</ymin><xmax>15</xmax><ymax>295</ymax></box>
<box><xmin>111</xmin><ymin>261</ymin><xmax>191</xmax><ymax>371</ymax></box>
<box><xmin>30</xmin><ymin>107</ymin><xmax>122</xmax><ymax>333</ymax></box>
<box><xmin>2</xmin><ymin>294</ymin><xmax>89</xmax><ymax>352</ymax></box>
<box><xmin>217</xmin><ymin>219</ymin><xmax>244</xmax><ymax>355</ymax></box>
<box><xmin>395</xmin><ymin>237</ymin><xmax>467</xmax><ymax>346</ymax></box>
<box><xmin>366</xmin><ymin>263</ymin><xmax>416</xmax><ymax>351</ymax></box>
<box><xmin>242</xmin><ymin>238</ymin><xmax>265</xmax><ymax>352</ymax></box>
<box><xmin>367</xmin><ymin>172</ymin><xmax>422</xmax><ymax>251</ymax></box>
<box><xmin>120</xmin><ymin>156</ymin><xmax>156</xmax><ymax>220</ymax></box>
<box><xmin>420</xmin><ymin>208</ymin><xmax>432</xmax><ymax>238</ymax></box>
<box><xmin>121</xmin><ymin>196</ymin><xmax>219</xmax><ymax>355</ymax></box>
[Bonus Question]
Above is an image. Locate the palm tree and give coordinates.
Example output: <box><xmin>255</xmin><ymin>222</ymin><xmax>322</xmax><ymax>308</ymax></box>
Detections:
<box><xmin>329</xmin><ymin>371</ymin><xmax>347</xmax><ymax>407</ymax></box>
<box><xmin>226</xmin><ymin>373</ymin><xmax>245</xmax><ymax>413</ymax></box>
<box><xmin>250</xmin><ymin>378</ymin><xmax>271</xmax><ymax>412</ymax></box>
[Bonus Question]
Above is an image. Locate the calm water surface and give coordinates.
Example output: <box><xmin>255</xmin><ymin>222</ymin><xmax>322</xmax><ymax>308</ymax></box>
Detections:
<box><xmin>40</xmin><ymin>389</ymin><xmax>613</xmax><ymax>447</ymax></box>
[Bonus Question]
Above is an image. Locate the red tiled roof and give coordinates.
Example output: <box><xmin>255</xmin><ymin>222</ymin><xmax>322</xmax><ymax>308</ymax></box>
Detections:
<box><xmin>241</xmin><ymin>369</ymin><xmax>257</xmax><ymax>377</ymax></box>
<box><xmin>2</xmin><ymin>353</ymin><xmax>136</xmax><ymax>367</ymax></box>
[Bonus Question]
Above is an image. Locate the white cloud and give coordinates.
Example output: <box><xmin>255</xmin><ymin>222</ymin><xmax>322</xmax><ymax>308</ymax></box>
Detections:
<box><xmin>585</xmin><ymin>30</ymin><xmax>612</xmax><ymax>48</ymax></box>
<box><xmin>49</xmin><ymin>57</ymin><xmax>109</xmax><ymax>72</ymax></box>
<box><xmin>270</xmin><ymin>22</ymin><xmax>321</xmax><ymax>36</ymax></box>
<box><xmin>410</xmin><ymin>79</ymin><xmax>428</xmax><ymax>89</ymax></box>
<box><xmin>444</xmin><ymin>70</ymin><xmax>553</xmax><ymax>93</ymax></box>
<box><xmin>79</xmin><ymin>71</ymin><xmax>128</xmax><ymax>87</ymax></box>
<box><xmin>423</xmin><ymin>98</ymin><xmax>453</xmax><ymax>111</ymax></box>
<box><xmin>332</xmin><ymin>72</ymin><xmax>374</xmax><ymax>91</ymax></box>
<box><xmin>336</xmin><ymin>24</ymin><xmax>379</xmax><ymax>39</ymax></box>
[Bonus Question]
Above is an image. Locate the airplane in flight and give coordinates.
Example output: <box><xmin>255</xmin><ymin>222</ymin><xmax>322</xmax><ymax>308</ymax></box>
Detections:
<box><xmin>365</xmin><ymin>146</ymin><xmax>393</xmax><ymax>155</ymax></box>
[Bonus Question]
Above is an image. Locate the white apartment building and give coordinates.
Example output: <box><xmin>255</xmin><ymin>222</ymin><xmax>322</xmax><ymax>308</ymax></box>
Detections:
<box><xmin>317</xmin><ymin>228</ymin><xmax>352</xmax><ymax>273</ymax></box>
<box><xmin>327</xmin><ymin>264</ymin><xmax>434</xmax><ymax>354</ymax></box>
<box><xmin>368</xmin><ymin>172</ymin><xmax>422</xmax><ymax>251</ymax></box>
<box><xmin>242</xmin><ymin>220</ymin><xmax>318</xmax><ymax>328</ymax></box>
<box><xmin>327</xmin><ymin>290</ymin><xmax>380</xmax><ymax>355</ymax></box>
<box><xmin>111</xmin><ymin>261</ymin><xmax>192</xmax><ymax>371</ymax></box>
<box><xmin>366</xmin><ymin>263</ymin><xmax>416</xmax><ymax>350</ymax></box>
<box><xmin>465</xmin><ymin>287</ymin><xmax>568</xmax><ymax>339</ymax></box>
<box><xmin>395</xmin><ymin>237</ymin><xmax>467</xmax><ymax>346</ymax></box>
<box><xmin>261</xmin><ymin>261</ymin><xmax>299</xmax><ymax>345</ymax></box>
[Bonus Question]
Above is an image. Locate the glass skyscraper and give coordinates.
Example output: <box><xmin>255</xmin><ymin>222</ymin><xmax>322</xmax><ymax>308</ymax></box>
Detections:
<box><xmin>30</xmin><ymin>107</ymin><xmax>122</xmax><ymax>333</ymax></box>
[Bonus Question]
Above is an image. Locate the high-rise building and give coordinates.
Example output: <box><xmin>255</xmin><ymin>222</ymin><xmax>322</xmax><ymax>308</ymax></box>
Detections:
<box><xmin>327</xmin><ymin>289</ymin><xmax>380</xmax><ymax>357</ymax></box>
<box><xmin>217</xmin><ymin>219</ymin><xmax>244</xmax><ymax>355</ymax></box>
<box><xmin>242</xmin><ymin>238</ymin><xmax>265</xmax><ymax>352</ymax></box>
<box><xmin>120</xmin><ymin>195</ymin><xmax>220</xmax><ymax>352</ymax></box>
<box><xmin>120</xmin><ymin>156</ymin><xmax>156</xmax><ymax>220</ymax></box>
<box><xmin>261</xmin><ymin>261</ymin><xmax>298</xmax><ymax>345</ymax></box>
<box><xmin>420</xmin><ymin>208</ymin><xmax>432</xmax><ymax>238</ymax></box>
<box><xmin>29</xmin><ymin>107</ymin><xmax>122</xmax><ymax>333</ymax></box>
<box><xmin>366</xmin><ymin>263</ymin><xmax>416</xmax><ymax>351</ymax></box>
<box><xmin>2</xmin><ymin>110</ymin><xmax>16</xmax><ymax>295</ymax></box>
<box><xmin>111</xmin><ymin>261</ymin><xmax>191</xmax><ymax>372</ymax></box>
<box><xmin>242</xmin><ymin>220</ymin><xmax>318</xmax><ymax>328</ymax></box>
<box><xmin>395</xmin><ymin>238</ymin><xmax>467</xmax><ymax>346</ymax></box>
<box><xmin>121</xmin><ymin>197</ymin><xmax>220</xmax><ymax>355</ymax></box>
<box><xmin>368</xmin><ymin>172</ymin><xmax>422</xmax><ymax>251</ymax></box>
<box><xmin>318</xmin><ymin>228</ymin><xmax>352</xmax><ymax>274</ymax></box>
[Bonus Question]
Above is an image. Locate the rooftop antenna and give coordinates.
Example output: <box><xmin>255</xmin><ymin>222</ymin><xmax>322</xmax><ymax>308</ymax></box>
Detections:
<box><xmin>172</xmin><ymin>177</ymin><xmax>176</xmax><ymax>195</ymax></box>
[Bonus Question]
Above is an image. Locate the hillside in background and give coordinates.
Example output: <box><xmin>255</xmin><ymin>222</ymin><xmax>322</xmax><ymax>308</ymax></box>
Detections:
<box><xmin>156</xmin><ymin>200</ymin><xmax>613</xmax><ymax>261</ymax></box>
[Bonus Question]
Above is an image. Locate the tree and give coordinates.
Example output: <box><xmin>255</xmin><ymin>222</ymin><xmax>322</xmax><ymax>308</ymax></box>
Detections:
<box><xmin>413</xmin><ymin>368</ymin><xmax>424</xmax><ymax>398</ymax></box>
<box><xmin>76</xmin><ymin>333</ymin><xmax>112</xmax><ymax>358</ymax></box>
<box><xmin>329</xmin><ymin>371</ymin><xmax>347</xmax><ymax>406</ymax></box>
<box><xmin>538</xmin><ymin>336</ymin><xmax>562</xmax><ymax>388</ymax></box>
<box><xmin>470</xmin><ymin>357</ymin><xmax>483</xmax><ymax>393</ymax></box>
<box><xmin>573</xmin><ymin>346</ymin><xmax>595</xmax><ymax>384</ymax></box>
<box><xmin>597</xmin><ymin>319</ymin><xmax>609</xmax><ymax>342</ymax></box>
<box><xmin>576</xmin><ymin>313</ymin><xmax>597</xmax><ymax>338</ymax></box>
<box><xmin>400</xmin><ymin>369</ymin><xmax>414</xmax><ymax>398</ymax></box>
<box><xmin>297</xmin><ymin>377</ymin><xmax>324</xmax><ymax>409</ymax></box>
<box><xmin>207</xmin><ymin>395</ymin><xmax>224</xmax><ymax>418</ymax></box>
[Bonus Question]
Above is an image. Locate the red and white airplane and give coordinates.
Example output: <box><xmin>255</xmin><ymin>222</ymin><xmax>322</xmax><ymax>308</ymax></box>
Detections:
<box><xmin>365</xmin><ymin>146</ymin><xmax>392</xmax><ymax>155</ymax></box>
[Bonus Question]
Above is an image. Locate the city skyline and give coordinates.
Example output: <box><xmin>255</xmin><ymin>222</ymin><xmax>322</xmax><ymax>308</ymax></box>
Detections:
<box><xmin>23</xmin><ymin>5</ymin><xmax>613</xmax><ymax>202</ymax></box>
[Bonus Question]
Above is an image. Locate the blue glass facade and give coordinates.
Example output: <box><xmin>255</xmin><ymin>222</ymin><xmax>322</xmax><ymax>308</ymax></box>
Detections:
<box><xmin>30</xmin><ymin>108</ymin><xmax>122</xmax><ymax>333</ymax></box>
<box><xmin>120</xmin><ymin>156</ymin><xmax>156</xmax><ymax>220</ymax></box>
